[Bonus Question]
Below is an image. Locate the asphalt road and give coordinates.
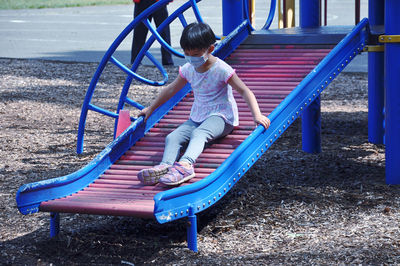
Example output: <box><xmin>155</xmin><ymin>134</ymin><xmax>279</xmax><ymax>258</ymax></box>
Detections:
<box><xmin>0</xmin><ymin>0</ymin><xmax>368</xmax><ymax>71</ymax></box>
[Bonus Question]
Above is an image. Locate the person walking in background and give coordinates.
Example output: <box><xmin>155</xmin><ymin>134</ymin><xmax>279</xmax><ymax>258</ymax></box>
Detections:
<box><xmin>131</xmin><ymin>0</ymin><xmax>174</xmax><ymax>65</ymax></box>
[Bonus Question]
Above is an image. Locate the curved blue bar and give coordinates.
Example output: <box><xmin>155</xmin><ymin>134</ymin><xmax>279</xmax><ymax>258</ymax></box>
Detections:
<box><xmin>88</xmin><ymin>104</ymin><xmax>118</xmax><ymax>119</ymax></box>
<box><xmin>77</xmin><ymin>0</ymin><xmax>202</xmax><ymax>154</ymax></box>
<box><xmin>125</xmin><ymin>97</ymin><xmax>144</xmax><ymax>110</ymax></box>
<box><xmin>262</xmin><ymin>0</ymin><xmax>276</xmax><ymax>30</ymax></box>
<box><xmin>120</xmin><ymin>0</ymin><xmax>203</xmax><ymax>101</ymax></box>
<box><xmin>243</xmin><ymin>0</ymin><xmax>276</xmax><ymax>31</ymax></box>
<box><xmin>190</xmin><ymin>0</ymin><xmax>204</xmax><ymax>23</ymax></box>
<box><xmin>188</xmin><ymin>0</ymin><xmax>221</xmax><ymax>42</ymax></box>
<box><xmin>142</xmin><ymin>19</ymin><xmax>184</xmax><ymax>58</ymax></box>
<box><xmin>110</xmin><ymin>56</ymin><xmax>168</xmax><ymax>86</ymax></box>
<box><xmin>178</xmin><ymin>14</ymin><xmax>188</xmax><ymax>27</ymax></box>
<box><xmin>145</xmin><ymin>51</ymin><xmax>169</xmax><ymax>85</ymax></box>
<box><xmin>77</xmin><ymin>0</ymin><xmax>175</xmax><ymax>154</ymax></box>
<box><xmin>243</xmin><ymin>0</ymin><xmax>253</xmax><ymax>30</ymax></box>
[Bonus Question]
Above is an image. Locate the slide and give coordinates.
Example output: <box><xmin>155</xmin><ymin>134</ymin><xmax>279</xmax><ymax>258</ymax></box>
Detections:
<box><xmin>16</xmin><ymin>0</ymin><xmax>369</xmax><ymax>251</ymax></box>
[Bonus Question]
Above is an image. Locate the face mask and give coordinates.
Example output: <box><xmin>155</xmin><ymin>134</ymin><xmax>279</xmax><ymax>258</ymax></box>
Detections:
<box><xmin>184</xmin><ymin>52</ymin><xmax>208</xmax><ymax>68</ymax></box>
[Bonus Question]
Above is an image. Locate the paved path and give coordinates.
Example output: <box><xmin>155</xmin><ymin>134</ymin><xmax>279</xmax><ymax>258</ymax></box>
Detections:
<box><xmin>0</xmin><ymin>0</ymin><xmax>368</xmax><ymax>71</ymax></box>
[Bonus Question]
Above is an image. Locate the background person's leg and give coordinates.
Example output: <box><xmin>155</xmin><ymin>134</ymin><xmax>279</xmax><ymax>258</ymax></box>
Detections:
<box><xmin>153</xmin><ymin>5</ymin><xmax>173</xmax><ymax>65</ymax></box>
<box><xmin>131</xmin><ymin>0</ymin><xmax>153</xmax><ymax>64</ymax></box>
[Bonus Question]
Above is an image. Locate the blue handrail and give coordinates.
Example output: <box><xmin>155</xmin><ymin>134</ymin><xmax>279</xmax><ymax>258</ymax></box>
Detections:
<box><xmin>243</xmin><ymin>0</ymin><xmax>276</xmax><ymax>31</ymax></box>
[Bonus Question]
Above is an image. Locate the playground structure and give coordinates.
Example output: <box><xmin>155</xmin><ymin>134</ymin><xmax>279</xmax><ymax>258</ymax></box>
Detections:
<box><xmin>16</xmin><ymin>0</ymin><xmax>399</xmax><ymax>252</ymax></box>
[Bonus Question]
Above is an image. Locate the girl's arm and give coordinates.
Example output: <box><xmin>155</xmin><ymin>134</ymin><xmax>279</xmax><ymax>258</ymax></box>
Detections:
<box><xmin>139</xmin><ymin>75</ymin><xmax>187</xmax><ymax>121</ymax></box>
<box><xmin>228</xmin><ymin>73</ymin><xmax>271</xmax><ymax>129</ymax></box>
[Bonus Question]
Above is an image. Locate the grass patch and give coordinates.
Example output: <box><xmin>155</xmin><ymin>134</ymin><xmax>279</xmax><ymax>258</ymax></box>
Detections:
<box><xmin>0</xmin><ymin>0</ymin><xmax>131</xmax><ymax>10</ymax></box>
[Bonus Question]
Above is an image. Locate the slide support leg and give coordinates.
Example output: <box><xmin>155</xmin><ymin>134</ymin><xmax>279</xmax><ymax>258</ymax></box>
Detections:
<box><xmin>368</xmin><ymin>51</ymin><xmax>385</xmax><ymax>144</ymax></box>
<box><xmin>385</xmin><ymin>0</ymin><xmax>400</xmax><ymax>184</ymax></box>
<box><xmin>187</xmin><ymin>206</ymin><xmax>198</xmax><ymax>252</ymax></box>
<box><xmin>222</xmin><ymin>0</ymin><xmax>244</xmax><ymax>36</ymax></box>
<box><xmin>302</xmin><ymin>96</ymin><xmax>322</xmax><ymax>153</ymax></box>
<box><xmin>50</xmin><ymin>212</ymin><xmax>60</xmax><ymax>238</ymax></box>
<box><xmin>368</xmin><ymin>0</ymin><xmax>385</xmax><ymax>144</ymax></box>
<box><xmin>300</xmin><ymin>0</ymin><xmax>322</xmax><ymax>154</ymax></box>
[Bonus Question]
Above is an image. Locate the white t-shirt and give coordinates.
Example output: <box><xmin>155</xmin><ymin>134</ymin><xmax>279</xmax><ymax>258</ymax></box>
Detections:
<box><xmin>179</xmin><ymin>58</ymin><xmax>239</xmax><ymax>126</ymax></box>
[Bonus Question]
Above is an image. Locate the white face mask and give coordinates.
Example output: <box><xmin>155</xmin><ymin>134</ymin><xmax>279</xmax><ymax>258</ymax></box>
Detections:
<box><xmin>184</xmin><ymin>51</ymin><xmax>208</xmax><ymax>68</ymax></box>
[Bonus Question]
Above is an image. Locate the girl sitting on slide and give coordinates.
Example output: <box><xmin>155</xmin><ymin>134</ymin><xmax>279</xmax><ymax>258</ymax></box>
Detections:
<box><xmin>138</xmin><ymin>22</ymin><xmax>270</xmax><ymax>186</ymax></box>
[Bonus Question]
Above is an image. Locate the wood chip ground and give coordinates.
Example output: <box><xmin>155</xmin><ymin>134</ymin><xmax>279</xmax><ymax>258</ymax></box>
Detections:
<box><xmin>0</xmin><ymin>58</ymin><xmax>398</xmax><ymax>265</ymax></box>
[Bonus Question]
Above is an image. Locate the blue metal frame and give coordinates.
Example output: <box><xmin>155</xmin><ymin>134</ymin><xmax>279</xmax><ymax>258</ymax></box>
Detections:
<box><xmin>153</xmin><ymin>19</ymin><xmax>370</xmax><ymax>224</ymax></box>
<box><xmin>299</xmin><ymin>0</ymin><xmax>320</xmax><ymax>28</ymax></box>
<box><xmin>300</xmin><ymin>0</ymin><xmax>322</xmax><ymax>154</ymax></box>
<box><xmin>214</xmin><ymin>20</ymin><xmax>251</xmax><ymax>60</ymax></box>
<box><xmin>50</xmin><ymin>212</ymin><xmax>60</xmax><ymax>238</ymax></box>
<box><xmin>223</xmin><ymin>0</ymin><xmax>276</xmax><ymax>36</ymax></box>
<box><xmin>187</xmin><ymin>205</ymin><xmax>198</xmax><ymax>252</ymax></box>
<box><xmin>384</xmin><ymin>0</ymin><xmax>400</xmax><ymax>184</ymax></box>
<box><xmin>76</xmin><ymin>0</ymin><xmax>205</xmax><ymax>154</ymax></box>
<box><xmin>222</xmin><ymin>0</ymin><xmax>244</xmax><ymax>36</ymax></box>
<box><xmin>16</xmin><ymin>0</ymin><xmax>372</xmax><ymax>251</ymax></box>
<box><xmin>367</xmin><ymin>0</ymin><xmax>385</xmax><ymax>145</ymax></box>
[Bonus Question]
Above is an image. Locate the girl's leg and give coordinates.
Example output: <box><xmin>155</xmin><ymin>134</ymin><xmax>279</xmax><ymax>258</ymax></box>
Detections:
<box><xmin>160</xmin><ymin>119</ymin><xmax>199</xmax><ymax>165</ymax></box>
<box><xmin>159</xmin><ymin>116</ymin><xmax>233</xmax><ymax>186</ymax></box>
<box><xmin>180</xmin><ymin>116</ymin><xmax>234</xmax><ymax>165</ymax></box>
<box><xmin>137</xmin><ymin>119</ymin><xmax>197</xmax><ymax>185</ymax></box>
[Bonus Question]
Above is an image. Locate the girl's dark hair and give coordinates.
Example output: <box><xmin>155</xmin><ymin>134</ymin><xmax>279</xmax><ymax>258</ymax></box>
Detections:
<box><xmin>180</xmin><ymin>22</ymin><xmax>216</xmax><ymax>51</ymax></box>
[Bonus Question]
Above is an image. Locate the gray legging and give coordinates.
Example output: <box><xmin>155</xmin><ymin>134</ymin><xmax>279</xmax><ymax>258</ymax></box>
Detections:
<box><xmin>161</xmin><ymin>116</ymin><xmax>234</xmax><ymax>165</ymax></box>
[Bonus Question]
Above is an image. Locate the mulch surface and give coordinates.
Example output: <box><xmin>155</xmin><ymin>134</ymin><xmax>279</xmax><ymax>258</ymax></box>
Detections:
<box><xmin>0</xmin><ymin>58</ymin><xmax>398</xmax><ymax>265</ymax></box>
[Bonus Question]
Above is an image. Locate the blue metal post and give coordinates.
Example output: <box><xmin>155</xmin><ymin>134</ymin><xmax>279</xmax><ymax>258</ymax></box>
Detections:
<box><xmin>222</xmin><ymin>0</ymin><xmax>244</xmax><ymax>36</ymax></box>
<box><xmin>187</xmin><ymin>205</ymin><xmax>198</xmax><ymax>252</ymax></box>
<box><xmin>368</xmin><ymin>0</ymin><xmax>385</xmax><ymax>144</ymax></box>
<box><xmin>50</xmin><ymin>212</ymin><xmax>60</xmax><ymax>238</ymax></box>
<box><xmin>300</xmin><ymin>0</ymin><xmax>321</xmax><ymax>153</ymax></box>
<box><xmin>384</xmin><ymin>0</ymin><xmax>400</xmax><ymax>184</ymax></box>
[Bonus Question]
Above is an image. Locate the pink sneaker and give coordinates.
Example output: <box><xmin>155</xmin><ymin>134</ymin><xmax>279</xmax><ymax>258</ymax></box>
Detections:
<box><xmin>137</xmin><ymin>164</ymin><xmax>170</xmax><ymax>185</ymax></box>
<box><xmin>159</xmin><ymin>162</ymin><xmax>195</xmax><ymax>186</ymax></box>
